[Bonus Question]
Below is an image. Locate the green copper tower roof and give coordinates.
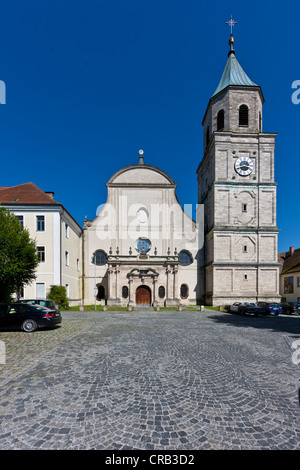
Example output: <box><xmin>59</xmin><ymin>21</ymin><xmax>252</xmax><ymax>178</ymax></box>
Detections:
<box><xmin>213</xmin><ymin>35</ymin><xmax>258</xmax><ymax>97</ymax></box>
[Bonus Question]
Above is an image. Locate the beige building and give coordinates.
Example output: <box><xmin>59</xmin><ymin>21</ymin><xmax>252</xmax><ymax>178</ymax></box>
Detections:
<box><xmin>279</xmin><ymin>247</ymin><xmax>300</xmax><ymax>303</ymax></box>
<box><xmin>197</xmin><ymin>34</ymin><xmax>280</xmax><ymax>305</ymax></box>
<box><xmin>82</xmin><ymin>154</ymin><xmax>199</xmax><ymax>307</ymax></box>
<box><xmin>0</xmin><ymin>182</ymin><xmax>83</xmax><ymax>303</ymax></box>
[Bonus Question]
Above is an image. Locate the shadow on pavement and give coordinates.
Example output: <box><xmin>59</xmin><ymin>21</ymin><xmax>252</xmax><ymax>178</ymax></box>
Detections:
<box><xmin>209</xmin><ymin>311</ymin><xmax>300</xmax><ymax>336</ymax></box>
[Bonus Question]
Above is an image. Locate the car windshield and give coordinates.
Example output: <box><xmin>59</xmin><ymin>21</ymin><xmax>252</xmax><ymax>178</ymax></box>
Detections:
<box><xmin>269</xmin><ymin>303</ymin><xmax>280</xmax><ymax>306</ymax></box>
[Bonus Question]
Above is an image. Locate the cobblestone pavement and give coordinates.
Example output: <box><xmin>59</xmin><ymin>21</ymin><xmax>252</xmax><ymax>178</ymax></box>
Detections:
<box><xmin>0</xmin><ymin>308</ymin><xmax>299</xmax><ymax>450</ymax></box>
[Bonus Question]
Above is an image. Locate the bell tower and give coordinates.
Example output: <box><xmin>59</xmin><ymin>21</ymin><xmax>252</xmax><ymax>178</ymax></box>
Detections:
<box><xmin>197</xmin><ymin>21</ymin><xmax>280</xmax><ymax>306</ymax></box>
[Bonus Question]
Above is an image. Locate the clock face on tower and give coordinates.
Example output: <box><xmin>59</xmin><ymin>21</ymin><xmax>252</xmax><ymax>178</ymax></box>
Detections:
<box><xmin>234</xmin><ymin>156</ymin><xmax>254</xmax><ymax>176</ymax></box>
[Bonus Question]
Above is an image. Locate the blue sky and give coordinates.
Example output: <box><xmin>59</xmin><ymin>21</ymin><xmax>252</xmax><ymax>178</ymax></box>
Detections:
<box><xmin>0</xmin><ymin>0</ymin><xmax>299</xmax><ymax>252</ymax></box>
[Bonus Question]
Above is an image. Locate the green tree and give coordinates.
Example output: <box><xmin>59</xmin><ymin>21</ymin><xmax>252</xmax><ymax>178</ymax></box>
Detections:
<box><xmin>48</xmin><ymin>285</ymin><xmax>69</xmax><ymax>309</ymax></box>
<box><xmin>0</xmin><ymin>206</ymin><xmax>39</xmax><ymax>302</ymax></box>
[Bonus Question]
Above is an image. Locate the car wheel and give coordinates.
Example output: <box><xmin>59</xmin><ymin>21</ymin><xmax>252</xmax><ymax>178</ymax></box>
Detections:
<box><xmin>22</xmin><ymin>319</ymin><xmax>38</xmax><ymax>332</ymax></box>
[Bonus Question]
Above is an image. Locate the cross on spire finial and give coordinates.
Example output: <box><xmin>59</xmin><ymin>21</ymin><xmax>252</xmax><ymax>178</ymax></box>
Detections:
<box><xmin>226</xmin><ymin>15</ymin><xmax>237</xmax><ymax>35</ymax></box>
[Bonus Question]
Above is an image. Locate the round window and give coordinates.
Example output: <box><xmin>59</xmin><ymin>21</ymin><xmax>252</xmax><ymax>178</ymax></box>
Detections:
<box><xmin>93</xmin><ymin>250</ymin><xmax>108</xmax><ymax>266</ymax></box>
<box><xmin>136</xmin><ymin>237</ymin><xmax>151</xmax><ymax>253</ymax></box>
<box><xmin>178</xmin><ymin>250</ymin><xmax>193</xmax><ymax>266</ymax></box>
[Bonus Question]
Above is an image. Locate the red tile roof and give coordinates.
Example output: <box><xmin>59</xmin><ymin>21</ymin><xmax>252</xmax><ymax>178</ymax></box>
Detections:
<box><xmin>0</xmin><ymin>182</ymin><xmax>59</xmax><ymax>205</ymax></box>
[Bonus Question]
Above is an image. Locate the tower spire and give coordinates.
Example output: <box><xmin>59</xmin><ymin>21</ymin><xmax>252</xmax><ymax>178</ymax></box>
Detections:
<box><xmin>226</xmin><ymin>15</ymin><xmax>237</xmax><ymax>56</ymax></box>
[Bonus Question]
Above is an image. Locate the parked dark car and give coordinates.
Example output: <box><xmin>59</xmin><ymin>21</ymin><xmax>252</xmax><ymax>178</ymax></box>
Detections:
<box><xmin>256</xmin><ymin>302</ymin><xmax>282</xmax><ymax>315</ymax></box>
<box><xmin>15</xmin><ymin>299</ymin><xmax>57</xmax><ymax>310</ymax></box>
<box><xmin>0</xmin><ymin>303</ymin><xmax>62</xmax><ymax>332</ymax></box>
<box><xmin>240</xmin><ymin>302</ymin><xmax>282</xmax><ymax>316</ymax></box>
<box><xmin>280</xmin><ymin>302</ymin><xmax>300</xmax><ymax>315</ymax></box>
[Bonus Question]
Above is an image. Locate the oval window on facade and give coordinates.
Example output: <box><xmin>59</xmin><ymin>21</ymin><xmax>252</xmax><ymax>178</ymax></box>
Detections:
<box><xmin>178</xmin><ymin>250</ymin><xmax>193</xmax><ymax>266</ymax></box>
<box><xmin>122</xmin><ymin>286</ymin><xmax>129</xmax><ymax>299</ymax></box>
<box><xmin>93</xmin><ymin>250</ymin><xmax>108</xmax><ymax>266</ymax></box>
<box><xmin>180</xmin><ymin>284</ymin><xmax>189</xmax><ymax>299</ymax></box>
<box><xmin>158</xmin><ymin>286</ymin><xmax>165</xmax><ymax>299</ymax></box>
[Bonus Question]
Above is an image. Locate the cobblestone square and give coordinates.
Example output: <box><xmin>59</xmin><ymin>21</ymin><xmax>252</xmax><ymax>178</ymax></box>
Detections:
<box><xmin>0</xmin><ymin>309</ymin><xmax>299</xmax><ymax>450</ymax></box>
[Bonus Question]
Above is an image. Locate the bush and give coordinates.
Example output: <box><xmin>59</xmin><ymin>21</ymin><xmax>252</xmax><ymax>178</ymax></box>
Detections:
<box><xmin>48</xmin><ymin>285</ymin><xmax>69</xmax><ymax>309</ymax></box>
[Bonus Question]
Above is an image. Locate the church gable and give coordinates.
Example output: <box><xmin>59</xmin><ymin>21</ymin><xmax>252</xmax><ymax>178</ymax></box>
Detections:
<box><xmin>107</xmin><ymin>165</ymin><xmax>176</xmax><ymax>187</ymax></box>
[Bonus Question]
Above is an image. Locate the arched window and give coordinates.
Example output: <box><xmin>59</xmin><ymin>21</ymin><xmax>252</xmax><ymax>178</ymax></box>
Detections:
<box><xmin>217</xmin><ymin>109</ymin><xmax>224</xmax><ymax>131</ymax></box>
<box><xmin>122</xmin><ymin>286</ymin><xmax>129</xmax><ymax>299</ymax></box>
<box><xmin>97</xmin><ymin>285</ymin><xmax>105</xmax><ymax>300</ymax></box>
<box><xmin>158</xmin><ymin>286</ymin><xmax>165</xmax><ymax>298</ymax></box>
<box><xmin>180</xmin><ymin>284</ymin><xmax>189</xmax><ymax>299</ymax></box>
<box><xmin>239</xmin><ymin>105</ymin><xmax>249</xmax><ymax>126</ymax></box>
<box><xmin>178</xmin><ymin>250</ymin><xmax>193</xmax><ymax>266</ymax></box>
<box><xmin>93</xmin><ymin>250</ymin><xmax>108</xmax><ymax>266</ymax></box>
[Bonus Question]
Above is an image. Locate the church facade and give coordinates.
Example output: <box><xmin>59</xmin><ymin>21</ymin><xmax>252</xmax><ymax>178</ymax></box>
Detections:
<box><xmin>83</xmin><ymin>155</ymin><xmax>199</xmax><ymax>307</ymax></box>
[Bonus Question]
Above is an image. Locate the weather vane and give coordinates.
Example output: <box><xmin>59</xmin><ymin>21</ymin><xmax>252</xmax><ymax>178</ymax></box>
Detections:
<box><xmin>226</xmin><ymin>15</ymin><xmax>237</xmax><ymax>35</ymax></box>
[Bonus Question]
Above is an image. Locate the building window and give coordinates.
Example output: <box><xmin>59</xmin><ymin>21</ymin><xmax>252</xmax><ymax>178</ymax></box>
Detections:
<box><xmin>122</xmin><ymin>286</ymin><xmax>129</xmax><ymax>299</ymax></box>
<box><xmin>36</xmin><ymin>282</ymin><xmax>46</xmax><ymax>299</ymax></box>
<box><xmin>180</xmin><ymin>284</ymin><xmax>189</xmax><ymax>299</ymax></box>
<box><xmin>178</xmin><ymin>250</ymin><xmax>193</xmax><ymax>266</ymax></box>
<box><xmin>242</xmin><ymin>203</ymin><xmax>247</xmax><ymax>212</ymax></box>
<box><xmin>158</xmin><ymin>286</ymin><xmax>165</xmax><ymax>298</ymax></box>
<box><xmin>65</xmin><ymin>251</ymin><xmax>69</xmax><ymax>266</ymax></box>
<box><xmin>65</xmin><ymin>223</ymin><xmax>69</xmax><ymax>238</ymax></box>
<box><xmin>77</xmin><ymin>258</ymin><xmax>80</xmax><ymax>271</ymax></box>
<box><xmin>37</xmin><ymin>246</ymin><xmax>45</xmax><ymax>262</ymax></box>
<box><xmin>65</xmin><ymin>284</ymin><xmax>69</xmax><ymax>298</ymax></box>
<box><xmin>243</xmin><ymin>245</ymin><xmax>248</xmax><ymax>253</ymax></box>
<box><xmin>36</xmin><ymin>215</ymin><xmax>45</xmax><ymax>231</ymax></box>
<box><xmin>97</xmin><ymin>285</ymin><xmax>105</xmax><ymax>300</ymax></box>
<box><xmin>93</xmin><ymin>250</ymin><xmax>108</xmax><ymax>266</ymax></box>
<box><xmin>297</xmin><ymin>277</ymin><xmax>300</xmax><ymax>288</ymax></box>
<box><xmin>244</xmin><ymin>274</ymin><xmax>248</xmax><ymax>281</ymax></box>
<box><xmin>239</xmin><ymin>105</ymin><xmax>249</xmax><ymax>126</ymax></box>
<box><xmin>217</xmin><ymin>109</ymin><xmax>224</xmax><ymax>130</ymax></box>
<box><xmin>16</xmin><ymin>215</ymin><xmax>23</xmax><ymax>227</ymax></box>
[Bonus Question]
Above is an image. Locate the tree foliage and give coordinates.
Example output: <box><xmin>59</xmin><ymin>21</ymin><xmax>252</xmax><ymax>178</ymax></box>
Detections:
<box><xmin>48</xmin><ymin>285</ymin><xmax>69</xmax><ymax>309</ymax></box>
<box><xmin>0</xmin><ymin>206</ymin><xmax>39</xmax><ymax>302</ymax></box>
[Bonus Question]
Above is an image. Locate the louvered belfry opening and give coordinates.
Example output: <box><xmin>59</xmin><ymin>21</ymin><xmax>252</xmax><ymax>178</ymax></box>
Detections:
<box><xmin>239</xmin><ymin>104</ymin><xmax>249</xmax><ymax>126</ymax></box>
